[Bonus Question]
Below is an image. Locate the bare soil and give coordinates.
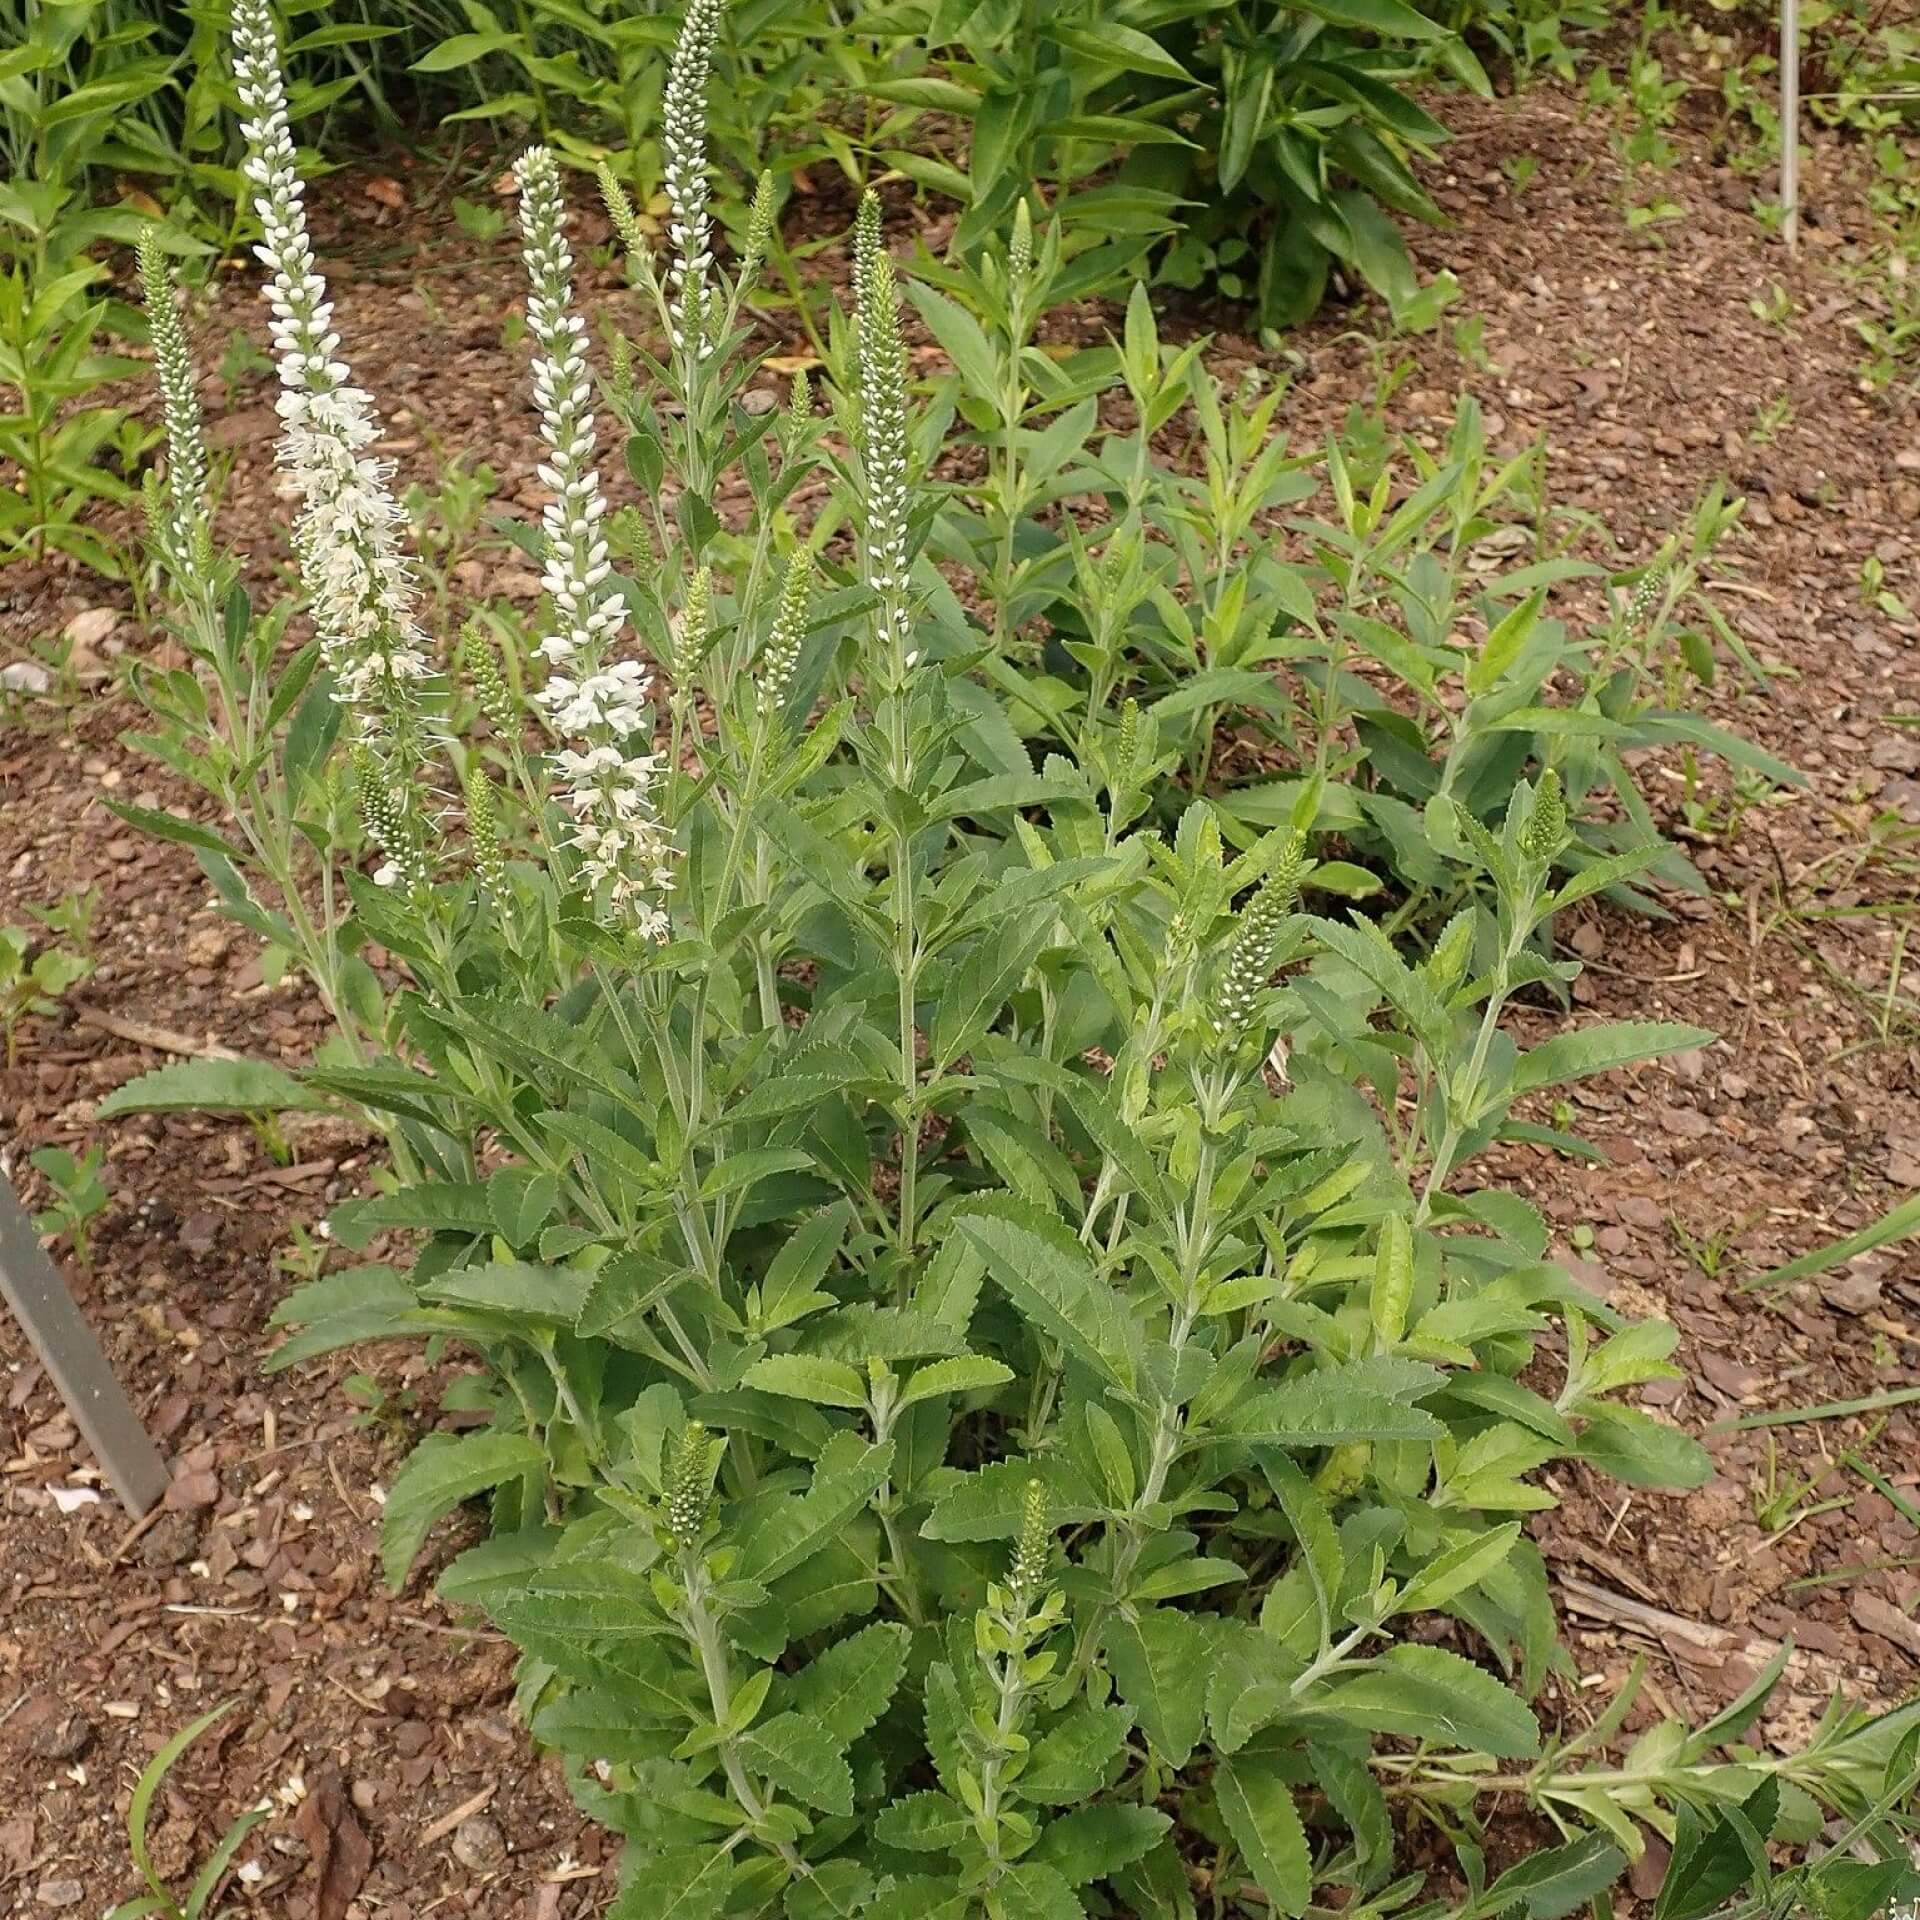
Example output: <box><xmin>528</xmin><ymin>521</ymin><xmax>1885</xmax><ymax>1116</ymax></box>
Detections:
<box><xmin>1</xmin><ymin>59</ymin><xmax>1916</xmax><ymax>1920</ymax></box>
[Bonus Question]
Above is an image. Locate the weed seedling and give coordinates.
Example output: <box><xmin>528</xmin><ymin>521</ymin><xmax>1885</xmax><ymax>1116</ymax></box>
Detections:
<box><xmin>0</xmin><ymin>921</ymin><xmax>91</xmax><ymax>1064</ymax></box>
<box><xmin>106</xmin><ymin>1701</ymin><xmax>266</xmax><ymax>1920</ymax></box>
<box><xmin>30</xmin><ymin>1144</ymin><xmax>109</xmax><ymax>1268</ymax></box>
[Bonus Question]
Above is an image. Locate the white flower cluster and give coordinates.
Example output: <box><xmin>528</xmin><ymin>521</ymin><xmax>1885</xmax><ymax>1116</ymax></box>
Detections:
<box><xmin>514</xmin><ymin>145</ymin><xmax>675</xmax><ymax>943</ymax></box>
<box><xmin>661</xmin><ymin>0</ymin><xmax>723</xmax><ymax>357</ymax></box>
<box><xmin>232</xmin><ymin>0</ymin><xmax>430</xmax><ymax>727</ymax></box>
<box><xmin>852</xmin><ymin>191</ymin><xmax>914</xmax><ymax>667</ymax></box>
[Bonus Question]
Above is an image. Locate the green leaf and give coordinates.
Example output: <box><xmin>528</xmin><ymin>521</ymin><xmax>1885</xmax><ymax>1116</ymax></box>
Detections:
<box><xmin>1256</xmin><ymin>1453</ymin><xmax>1342</xmax><ymax>1652</ymax></box>
<box><xmin>1510</xmin><ymin>1020</ymin><xmax>1713</xmax><ymax>1095</ymax></box>
<box><xmin>329</xmin><ymin>1181</ymin><xmax>495</xmax><ymax>1249</ymax></box>
<box><xmin>423</xmin><ymin>1260</ymin><xmax>591</xmax><ymax>1327</ymax></box>
<box><xmin>1395</xmin><ymin>1523</ymin><xmax>1523</xmax><ymax>1616</ymax></box>
<box><xmin>1215</xmin><ymin>1755</ymin><xmax>1313</xmax><ymax>1916</ymax></box>
<box><xmin>1327</xmin><ymin>1644</ymin><xmax>1539</xmax><ymax>1757</ymax></box>
<box><xmin>875</xmin><ymin>1791</ymin><xmax>972</xmax><ymax>1852</ymax></box>
<box><xmin>742</xmin><ymin>1353</ymin><xmax>870</xmax><ymax>1409</ymax></box>
<box><xmin>1370</xmin><ymin>1214</ymin><xmax>1413</xmax><ymax>1348</ymax></box>
<box><xmin>1032</xmin><ymin>1803</ymin><xmax>1171</xmax><ymax>1885</ymax></box>
<box><xmin>735</xmin><ymin>1442</ymin><xmax>894</xmax><ymax>1583</ymax></box>
<box><xmin>1749</xmin><ymin>1192</ymin><xmax>1920</xmax><ymax>1288</ymax></box>
<box><xmin>755</xmin><ymin>1202</ymin><xmax>852</xmax><ymax>1331</ymax></box>
<box><xmin>953</xmin><ymin>1194</ymin><xmax>1135</xmax><ymax>1390</ymax></box>
<box><xmin>1046</xmin><ymin>20</ymin><xmax>1196</xmax><ymax>81</ymax></box>
<box><xmin>1467</xmin><ymin>589</ymin><xmax>1547</xmax><ymax>697</ymax></box>
<box><xmin>608</xmin><ymin>1846</ymin><xmax>733</xmax><ymax>1920</ymax></box>
<box><xmin>489</xmin><ymin>1166</ymin><xmax>558</xmax><ymax>1247</ymax></box>
<box><xmin>1233</xmin><ymin>1369</ymin><xmax>1445</xmax><ymax>1448</ymax></box>
<box><xmin>994</xmin><ymin>1862</ymin><xmax>1085</xmax><ymax>1920</ymax></box>
<box><xmin>1577</xmin><ymin>1404</ymin><xmax>1713</xmax><ymax>1489</ymax></box>
<box><xmin>929</xmin><ymin>914</ymin><xmax>1056</xmax><ymax>1068</ymax></box>
<box><xmin>897</xmin><ymin>1354</ymin><xmax>1014</xmax><ymax>1409</ymax></box>
<box><xmin>1104</xmin><ymin>1608</ymin><xmax>1207</xmax><ymax>1767</ymax></box>
<box><xmin>103</xmin><ymin>798</ymin><xmax>246</xmax><ymax>861</ymax></box>
<box><xmin>785</xmin><ymin>1861</ymin><xmax>875</xmax><ymax>1920</ymax></box>
<box><xmin>1020</xmin><ymin>1703</ymin><xmax>1135</xmax><ymax>1803</ymax></box>
<box><xmin>1484</xmin><ymin>1833</ymin><xmax>1626</xmax><ymax>1919</ymax></box>
<box><xmin>741</xmin><ymin>1710</ymin><xmax>854</xmax><ymax>1815</ymax></box>
<box><xmin>785</xmin><ymin>1622</ymin><xmax>911</xmax><ymax>1747</ymax></box>
<box><xmin>1207</xmin><ymin>1620</ymin><xmax>1305</xmax><ymax>1754</ymax></box>
<box><xmin>96</xmin><ymin>1056</ymin><xmax>323</xmax><ymax>1117</ymax></box>
<box><xmin>578</xmin><ymin>1249</ymin><xmax>686</xmax><ymax>1340</ymax></box>
<box><xmin>920</xmin><ymin>1456</ymin><xmax>1105</xmax><ymax>1542</ymax></box>
<box><xmin>1654</xmin><ymin>1777</ymin><xmax>1779</xmax><ymax>1920</ymax></box>
<box><xmin>381</xmin><ymin>1431</ymin><xmax>544</xmax><ymax>1587</ymax></box>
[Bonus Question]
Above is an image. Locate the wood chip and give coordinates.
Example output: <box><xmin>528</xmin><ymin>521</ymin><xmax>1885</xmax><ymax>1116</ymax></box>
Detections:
<box><xmin>418</xmin><ymin>1782</ymin><xmax>496</xmax><ymax>1850</ymax></box>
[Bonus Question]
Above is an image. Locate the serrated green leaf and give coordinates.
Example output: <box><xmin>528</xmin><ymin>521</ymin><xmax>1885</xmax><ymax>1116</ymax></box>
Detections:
<box><xmin>1021</xmin><ymin>1702</ymin><xmax>1135</xmax><ymax>1803</ymax></box>
<box><xmin>1484</xmin><ymin>1833</ymin><xmax>1625</xmax><ymax>1918</ymax></box>
<box><xmin>1216</xmin><ymin>1755</ymin><xmax>1313</xmax><ymax>1916</ymax></box>
<box><xmin>381</xmin><ymin>1430</ymin><xmax>544</xmax><ymax>1588</ymax></box>
<box><xmin>96</xmin><ymin>1056</ymin><xmax>324</xmax><ymax>1117</ymax></box>
<box><xmin>875</xmin><ymin>1790</ymin><xmax>971</xmax><ymax>1852</ymax></box>
<box><xmin>742</xmin><ymin>1352</ymin><xmax>870</xmax><ymax>1409</ymax></box>
<box><xmin>785</xmin><ymin>1622</ymin><xmax>910</xmax><ymax>1745</ymax></box>
<box><xmin>736</xmin><ymin>1442</ymin><xmax>894</xmax><ymax>1583</ymax></box>
<box><xmin>897</xmin><ymin>1354</ymin><xmax>1014</xmax><ymax>1409</ymax></box>
<box><xmin>1395</xmin><ymin>1523</ymin><xmax>1523</xmax><ymax>1616</ymax></box>
<box><xmin>1207</xmin><ymin>1620</ymin><xmax>1305</xmax><ymax>1754</ymax></box>
<box><xmin>1032</xmin><ymin>1803</ymin><xmax>1171</xmax><ymax>1885</ymax></box>
<box><xmin>995</xmin><ymin>1861</ymin><xmax>1086</xmax><ymax>1920</ymax></box>
<box><xmin>1509</xmin><ymin>1021</ymin><xmax>1713</xmax><ymax>1096</ymax></box>
<box><xmin>608</xmin><ymin>1845</ymin><xmax>733</xmax><ymax>1920</ymax></box>
<box><xmin>1104</xmin><ymin>1609</ymin><xmax>1207</xmax><ymax>1767</ymax></box>
<box><xmin>953</xmin><ymin>1194</ymin><xmax>1134</xmax><ymax>1390</ymax></box>
<box><xmin>741</xmin><ymin>1709</ymin><xmax>854</xmax><ymax>1814</ymax></box>
<box><xmin>1327</xmin><ymin>1644</ymin><xmax>1539</xmax><ymax>1757</ymax></box>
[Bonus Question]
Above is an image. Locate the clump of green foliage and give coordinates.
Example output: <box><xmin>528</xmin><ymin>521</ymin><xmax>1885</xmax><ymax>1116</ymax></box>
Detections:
<box><xmin>104</xmin><ymin>7</ymin><xmax>1914</xmax><ymax>1920</ymax></box>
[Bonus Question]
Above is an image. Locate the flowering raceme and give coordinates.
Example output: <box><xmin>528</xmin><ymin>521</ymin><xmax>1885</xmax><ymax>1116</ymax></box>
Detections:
<box><xmin>514</xmin><ymin>145</ymin><xmax>676</xmax><ymax>943</ymax></box>
<box><xmin>231</xmin><ymin>0</ymin><xmax>430</xmax><ymax>728</ymax></box>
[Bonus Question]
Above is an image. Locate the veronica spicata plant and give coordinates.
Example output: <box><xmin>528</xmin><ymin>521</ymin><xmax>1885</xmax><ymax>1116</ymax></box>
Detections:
<box><xmin>107</xmin><ymin>6</ymin><xmax>1910</xmax><ymax>1919</ymax></box>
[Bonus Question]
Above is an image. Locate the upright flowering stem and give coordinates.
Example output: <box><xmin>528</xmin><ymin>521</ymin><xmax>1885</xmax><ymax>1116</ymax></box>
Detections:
<box><xmin>137</xmin><ymin>230</ymin><xmax>212</xmax><ymax>591</ymax></box>
<box><xmin>852</xmin><ymin>192</ymin><xmax>924</xmax><ymax>1263</ymax></box>
<box><xmin>232</xmin><ymin>0</ymin><xmax>432</xmax><ymax>896</ymax></box>
<box><xmin>661</xmin><ymin>0</ymin><xmax>723</xmax><ymax>380</ymax></box>
<box><xmin>514</xmin><ymin>145</ymin><xmax>675</xmax><ymax>947</ymax></box>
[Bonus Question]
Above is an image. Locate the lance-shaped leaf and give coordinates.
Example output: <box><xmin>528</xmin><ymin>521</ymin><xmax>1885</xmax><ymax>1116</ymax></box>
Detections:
<box><xmin>1104</xmin><ymin>1608</ymin><xmax>1207</xmax><ymax>1767</ymax></box>
<box><xmin>783</xmin><ymin>1622</ymin><xmax>911</xmax><ymax>1746</ymax></box>
<box><xmin>742</xmin><ymin>1353</ymin><xmax>869</xmax><ymax>1410</ymax></box>
<box><xmin>1215</xmin><ymin>1754</ymin><xmax>1313</xmax><ymax>1916</ymax></box>
<box><xmin>741</xmin><ymin>1710</ymin><xmax>854</xmax><ymax>1815</ymax></box>
<box><xmin>381</xmin><ymin>1430</ymin><xmax>544</xmax><ymax>1588</ymax></box>
<box><xmin>735</xmin><ymin>1441</ymin><xmax>895</xmax><ymax>1584</ymax></box>
<box><xmin>1325</xmin><ymin>1644</ymin><xmax>1540</xmax><ymax>1757</ymax></box>
<box><xmin>953</xmin><ymin>1194</ymin><xmax>1135</xmax><ymax>1390</ymax></box>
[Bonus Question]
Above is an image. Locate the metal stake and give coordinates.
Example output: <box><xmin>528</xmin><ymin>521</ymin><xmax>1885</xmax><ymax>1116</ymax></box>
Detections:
<box><xmin>0</xmin><ymin>1174</ymin><xmax>170</xmax><ymax>1516</ymax></box>
<box><xmin>1781</xmin><ymin>0</ymin><xmax>1800</xmax><ymax>251</ymax></box>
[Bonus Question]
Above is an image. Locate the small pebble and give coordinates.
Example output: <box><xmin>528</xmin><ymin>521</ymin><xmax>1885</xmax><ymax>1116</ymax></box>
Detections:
<box><xmin>28</xmin><ymin>1711</ymin><xmax>94</xmax><ymax>1763</ymax></box>
<box><xmin>451</xmin><ymin>1814</ymin><xmax>507</xmax><ymax>1874</ymax></box>
<box><xmin>35</xmin><ymin>1879</ymin><xmax>85</xmax><ymax>1909</ymax></box>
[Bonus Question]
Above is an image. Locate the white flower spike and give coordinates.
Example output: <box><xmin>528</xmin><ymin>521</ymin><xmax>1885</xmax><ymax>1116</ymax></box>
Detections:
<box><xmin>515</xmin><ymin>145</ymin><xmax>676</xmax><ymax>943</ymax></box>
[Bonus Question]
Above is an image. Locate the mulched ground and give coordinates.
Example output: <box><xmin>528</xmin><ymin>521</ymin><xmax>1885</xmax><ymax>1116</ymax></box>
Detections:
<box><xmin>1</xmin><ymin>47</ymin><xmax>1916</xmax><ymax>1920</ymax></box>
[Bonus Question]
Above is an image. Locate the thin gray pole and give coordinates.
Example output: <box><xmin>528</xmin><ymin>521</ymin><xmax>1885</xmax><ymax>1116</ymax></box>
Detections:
<box><xmin>0</xmin><ymin>1174</ymin><xmax>170</xmax><ymax>1516</ymax></box>
<box><xmin>1781</xmin><ymin>0</ymin><xmax>1800</xmax><ymax>251</ymax></box>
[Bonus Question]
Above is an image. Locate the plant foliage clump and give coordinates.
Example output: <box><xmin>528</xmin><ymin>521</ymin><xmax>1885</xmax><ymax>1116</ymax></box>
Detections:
<box><xmin>108</xmin><ymin>5</ymin><xmax>1920</xmax><ymax>1918</ymax></box>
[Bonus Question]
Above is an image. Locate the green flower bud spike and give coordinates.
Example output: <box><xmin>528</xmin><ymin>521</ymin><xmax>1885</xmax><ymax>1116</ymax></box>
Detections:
<box><xmin>664</xmin><ymin>1421</ymin><xmax>712</xmax><ymax>1552</ymax></box>
<box><xmin>465</xmin><ymin>619</ymin><xmax>519</xmax><ymax>741</ymax></box>
<box><xmin>1521</xmin><ymin>768</ymin><xmax>1568</xmax><ymax>865</ymax></box>
<box><xmin>1010</xmin><ymin>1478</ymin><xmax>1052</xmax><ymax>1599</ymax></box>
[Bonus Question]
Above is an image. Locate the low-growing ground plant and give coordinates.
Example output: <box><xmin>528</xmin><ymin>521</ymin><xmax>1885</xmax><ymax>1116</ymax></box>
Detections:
<box><xmin>107</xmin><ymin>6</ymin><xmax>1920</xmax><ymax>1919</ymax></box>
